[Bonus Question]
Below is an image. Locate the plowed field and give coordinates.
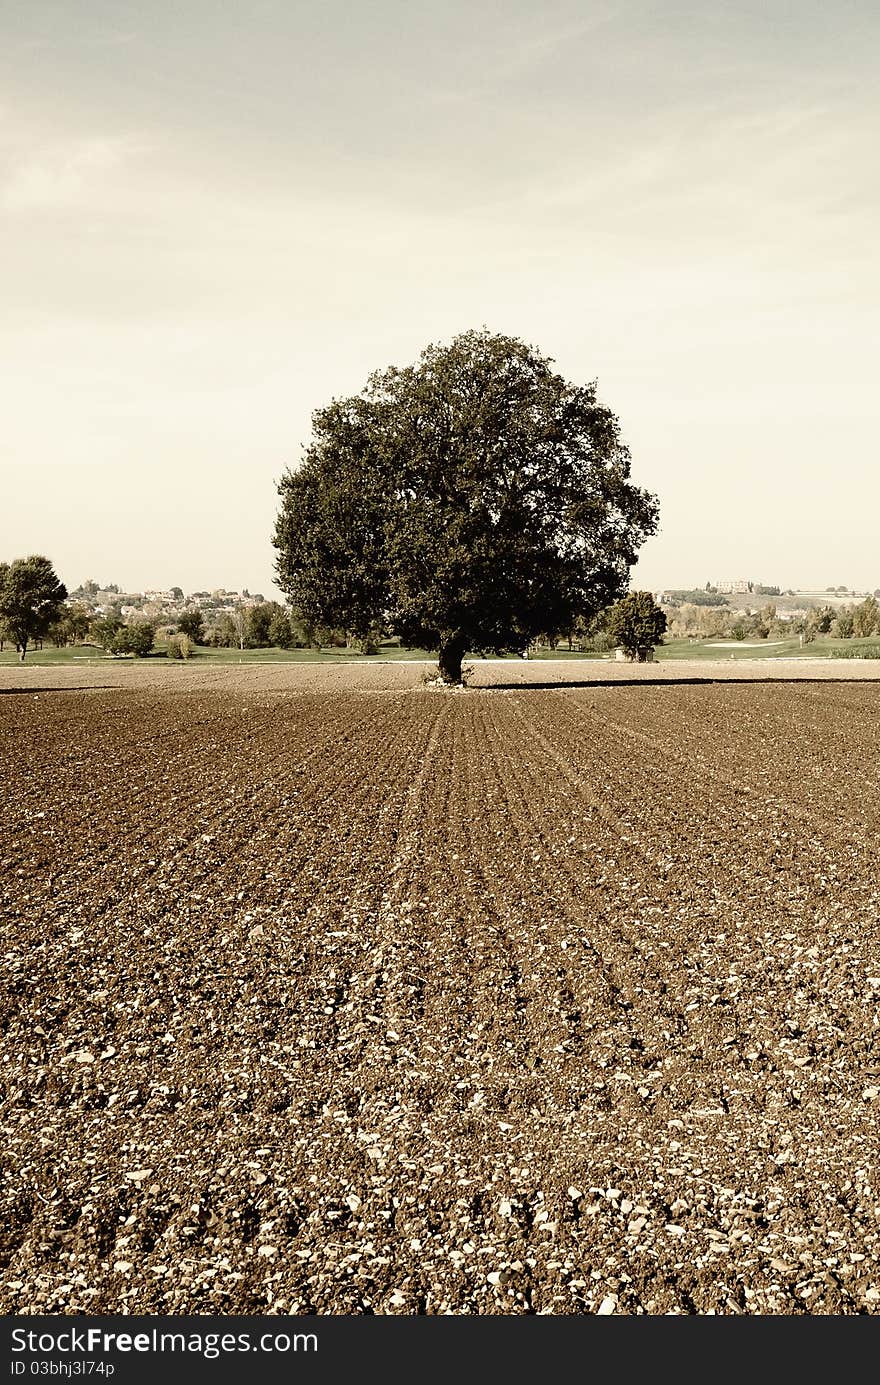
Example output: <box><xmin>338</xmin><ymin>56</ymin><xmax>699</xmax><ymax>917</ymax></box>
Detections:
<box><xmin>2</xmin><ymin>660</ymin><xmax>879</xmax><ymax>1314</ymax></box>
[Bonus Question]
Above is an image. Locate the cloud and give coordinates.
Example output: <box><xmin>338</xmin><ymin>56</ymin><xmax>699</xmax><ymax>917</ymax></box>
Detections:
<box><xmin>2</xmin><ymin>135</ymin><xmax>144</xmax><ymax>211</ymax></box>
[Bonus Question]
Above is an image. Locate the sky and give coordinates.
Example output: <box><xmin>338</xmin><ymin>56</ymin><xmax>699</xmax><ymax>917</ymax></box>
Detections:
<box><xmin>2</xmin><ymin>0</ymin><xmax>878</xmax><ymax>597</ymax></box>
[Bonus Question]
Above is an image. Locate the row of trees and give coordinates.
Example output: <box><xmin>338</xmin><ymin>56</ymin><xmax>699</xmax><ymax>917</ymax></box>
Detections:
<box><xmin>31</xmin><ymin>581</ymin><xmax>880</xmax><ymax>664</ymax></box>
<box><xmin>204</xmin><ymin>602</ymin><xmax>293</xmax><ymax>649</ymax></box>
<box><xmin>664</xmin><ymin>595</ymin><xmax>880</xmax><ymax>642</ymax></box>
<box><xmin>40</xmin><ymin>596</ymin><xmax>320</xmax><ymax>657</ymax></box>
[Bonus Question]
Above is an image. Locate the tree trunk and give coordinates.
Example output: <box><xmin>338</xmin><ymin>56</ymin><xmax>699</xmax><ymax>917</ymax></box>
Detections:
<box><xmin>437</xmin><ymin>634</ymin><xmax>466</xmax><ymax>684</ymax></box>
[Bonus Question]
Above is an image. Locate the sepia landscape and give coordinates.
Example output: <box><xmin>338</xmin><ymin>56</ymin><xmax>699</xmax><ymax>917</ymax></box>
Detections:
<box><xmin>2</xmin><ymin>657</ymin><xmax>879</xmax><ymax>1314</ymax></box>
<box><xmin>4</xmin><ymin>0</ymin><xmax>879</xmax><ymax>1329</ymax></box>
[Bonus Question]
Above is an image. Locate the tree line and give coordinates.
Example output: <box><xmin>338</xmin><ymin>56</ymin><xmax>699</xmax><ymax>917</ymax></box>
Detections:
<box><xmin>664</xmin><ymin>596</ymin><xmax>880</xmax><ymax>642</ymax></box>
<box><xmin>0</xmin><ymin>572</ymin><xmax>367</xmax><ymax>661</ymax></box>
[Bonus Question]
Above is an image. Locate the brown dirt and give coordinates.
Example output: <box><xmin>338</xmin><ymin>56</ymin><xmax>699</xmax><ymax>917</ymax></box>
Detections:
<box><xmin>1</xmin><ymin>660</ymin><xmax>879</xmax><ymax>1314</ymax></box>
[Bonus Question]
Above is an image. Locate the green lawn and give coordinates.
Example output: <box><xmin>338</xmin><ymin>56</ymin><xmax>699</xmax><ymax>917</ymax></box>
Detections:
<box><xmin>654</xmin><ymin>636</ymin><xmax>880</xmax><ymax>661</ymax></box>
<box><xmin>4</xmin><ymin>637</ymin><xmax>880</xmax><ymax>669</ymax></box>
<box><xmin>0</xmin><ymin>643</ymin><xmax>112</xmax><ymax>666</ymax></box>
<box><xmin>651</xmin><ymin>637</ymin><xmax>804</xmax><ymax>660</ymax></box>
<box><xmin>0</xmin><ymin>642</ymin><xmax>441</xmax><ymax>667</ymax></box>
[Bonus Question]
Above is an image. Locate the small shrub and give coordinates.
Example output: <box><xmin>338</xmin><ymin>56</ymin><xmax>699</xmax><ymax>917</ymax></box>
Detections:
<box><xmin>585</xmin><ymin>631</ymin><xmax>615</xmax><ymax>653</ymax></box>
<box><xmin>166</xmin><ymin>633</ymin><xmax>193</xmax><ymax>660</ymax></box>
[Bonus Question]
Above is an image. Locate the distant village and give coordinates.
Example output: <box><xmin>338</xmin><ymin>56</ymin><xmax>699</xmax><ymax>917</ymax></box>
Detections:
<box><xmin>55</xmin><ymin>580</ymin><xmax>289</xmax><ymax>654</ymax></box>
<box><xmin>68</xmin><ymin>580</ymin><xmax>268</xmax><ymax>621</ymax></box>
<box><xmin>656</xmin><ymin>581</ymin><xmax>877</xmax><ymax>616</ymax></box>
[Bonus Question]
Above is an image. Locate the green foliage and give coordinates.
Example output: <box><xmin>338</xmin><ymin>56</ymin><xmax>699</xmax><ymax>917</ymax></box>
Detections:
<box><xmin>48</xmin><ymin>605</ymin><xmax>93</xmax><ymax>647</ymax></box>
<box><xmin>581</xmin><ymin>629</ymin><xmax>616</xmax><ymax>653</ymax></box>
<box><xmin>91</xmin><ymin>611</ymin><xmax>124</xmax><ymax>649</ymax></box>
<box><xmin>67</xmin><ymin>605</ymin><xmax>91</xmax><ymax>642</ymax></box>
<box><xmin>207</xmin><ymin>612</ymin><xmax>239</xmax><ymax>647</ymax></box>
<box><xmin>267</xmin><ymin>608</ymin><xmax>296</xmax><ymax>649</ymax></box>
<box><xmin>663</xmin><ymin>589</ymin><xmax>729</xmax><ymax>607</ymax></box>
<box><xmin>245</xmin><ymin>602</ymin><xmax>277</xmax><ymax>647</ymax></box>
<box><xmin>852</xmin><ymin>595</ymin><xmax>879</xmax><ymax>638</ymax></box>
<box><xmin>834</xmin><ymin>643</ymin><xmax>880</xmax><ymax>659</ymax></box>
<box><xmin>0</xmin><ymin>555</ymin><xmax>68</xmax><ymax>661</ymax></box>
<box><xmin>111</xmin><ymin>621</ymin><xmax>155</xmax><ymax>657</ymax></box>
<box><xmin>605</xmin><ymin>590</ymin><xmax>667</xmax><ymax>658</ymax></box>
<box><xmin>355</xmin><ymin>628</ymin><xmax>383</xmax><ymax>655</ymax></box>
<box><xmin>807</xmin><ymin>605</ymin><xmax>834</xmax><ymax>635</ymax></box>
<box><xmin>274</xmin><ymin>329</ymin><xmax>658</xmax><ymax>682</ymax></box>
<box><xmin>166</xmin><ymin>633</ymin><xmax>193</xmax><ymax>660</ymax></box>
<box><xmin>177</xmin><ymin>608</ymin><xmax>205</xmax><ymax>644</ymax></box>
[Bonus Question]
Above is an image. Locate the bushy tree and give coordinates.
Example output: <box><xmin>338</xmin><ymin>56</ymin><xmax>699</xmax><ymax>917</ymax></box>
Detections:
<box><xmin>605</xmin><ymin>590</ymin><xmax>667</xmax><ymax>660</ymax></box>
<box><xmin>111</xmin><ymin>621</ymin><xmax>155</xmax><ymax>657</ymax></box>
<box><xmin>246</xmin><ymin>602</ymin><xmax>277</xmax><ymax>647</ymax></box>
<box><xmin>49</xmin><ymin>606</ymin><xmax>90</xmax><ymax>647</ymax></box>
<box><xmin>0</xmin><ymin>555</ymin><xmax>68</xmax><ymax>661</ymax></box>
<box><xmin>92</xmin><ymin>610</ymin><xmax>124</xmax><ymax>649</ymax></box>
<box><xmin>177</xmin><ymin>608</ymin><xmax>205</xmax><ymax>644</ymax></box>
<box><xmin>207</xmin><ymin>612</ymin><xmax>238</xmax><ymax>647</ymax></box>
<box><xmin>853</xmin><ymin>596</ymin><xmax>879</xmax><ymax>638</ymax></box>
<box><xmin>67</xmin><ymin>605</ymin><xmax>91</xmax><ymax>643</ymax></box>
<box><xmin>274</xmin><ymin>330</ymin><xmax>659</xmax><ymax>683</ymax></box>
<box><xmin>267</xmin><ymin>607</ymin><xmax>295</xmax><ymax>649</ymax></box>
<box><xmin>166</xmin><ymin>633</ymin><xmax>193</xmax><ymax>659</ymax></box>
<box><xmin>807</xmin><ymin>605</ymin><xmax>834</xmax><ymax>636</ymax></box>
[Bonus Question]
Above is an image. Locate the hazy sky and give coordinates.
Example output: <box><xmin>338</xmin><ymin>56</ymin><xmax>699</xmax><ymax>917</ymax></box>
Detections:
<box><xmin>2</xmin><ymin>0</ymin><xmax>878</xmax><ymax>597</ymax></box>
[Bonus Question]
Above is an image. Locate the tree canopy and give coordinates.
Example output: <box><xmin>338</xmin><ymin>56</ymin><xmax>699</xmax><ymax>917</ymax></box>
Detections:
<box><xmin>605</xmin><ymin>590</ymin><xmax>667</xmax><ymax>660</ymax></box>
<box><xmin>274</xmin><ymin>329</ymin><xmax>659</xmax><ymax>682</ymax></box>
<box><xmin>177</xmin><ymin>608</ymin><xmax>205</xmax><ymax>644</ymax></box>
<box><xmin>111</xmin><ymin>621</ymin><xmax>155</xmax><ymax>658</ymax></box>
<box><xmin>0</xmin><ymin>556</ymin><xmax>68</xmax><ymax>661</ymax></box>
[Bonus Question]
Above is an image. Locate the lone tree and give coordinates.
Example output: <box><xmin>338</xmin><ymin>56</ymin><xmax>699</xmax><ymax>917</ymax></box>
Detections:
<box><xmin>605</xmin><ymin>590</ymin><xmax>667</xmax><ymax>661</ymax></box>
<box><xmin>0</xmin><ymin>556</ymin><xmax>68</xmax><ymax>661</ymax></box>
<box><xmin>274</xmin><ymin>330</ymin><xmax>659</xmax><ymax>683</ymax></box>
